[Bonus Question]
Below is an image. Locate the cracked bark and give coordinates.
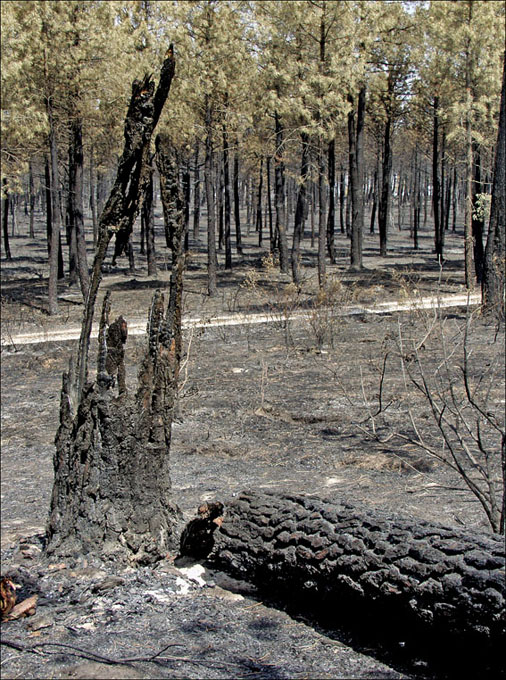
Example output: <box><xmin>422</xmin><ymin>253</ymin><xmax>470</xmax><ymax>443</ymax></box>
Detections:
<box><xmin>45</xmin><ymin>51</ymin><xmax>181</xmax><ymax>565</ymax></box>
<box><xmin>180</xmin><ymin>490</ymin><xmax>504</xmax><ymax>673</ymax></box>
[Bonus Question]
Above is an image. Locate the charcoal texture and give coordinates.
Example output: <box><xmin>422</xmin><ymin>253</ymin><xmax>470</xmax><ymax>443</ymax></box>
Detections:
<box><xmin>181</xmin><ymin>490</ymin><xmax>505</xmax><ymax>666</ymax></box>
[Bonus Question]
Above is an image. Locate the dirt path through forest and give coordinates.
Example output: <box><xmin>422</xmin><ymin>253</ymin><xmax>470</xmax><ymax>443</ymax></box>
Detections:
<box><xmin>1</xmin><ymin>291</ymin><xmax>481</xmax><ymax>347</ymax></box>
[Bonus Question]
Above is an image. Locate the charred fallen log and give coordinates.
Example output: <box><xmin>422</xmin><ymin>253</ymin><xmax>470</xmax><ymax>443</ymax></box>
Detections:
<box><xmin>179</xmin><ymin>490</ymin><xmax>505</xmax><ymax>674</ymax></box>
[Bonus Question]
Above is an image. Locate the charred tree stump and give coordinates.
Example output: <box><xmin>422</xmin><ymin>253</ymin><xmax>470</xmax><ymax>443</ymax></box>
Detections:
<box><xmin>180</xmin><ymin>491</ymin><xmax>505</xmax><ymax>673</ymax></box>
<box><xmin>45</xmin><ymin>51</ymin><xmax>185</xmax><ymax>565</ymax></box>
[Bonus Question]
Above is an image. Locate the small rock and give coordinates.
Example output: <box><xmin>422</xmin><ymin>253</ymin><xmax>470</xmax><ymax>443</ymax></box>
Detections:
<box><xmin>26</xmin><ymin>614</ymin><xmax>53</xmax><ymax>631</ymax></box>
<box><xmin>92</xmin><ymin>576</ymin><xmax>125</xmax><ymax>592</ymax></box>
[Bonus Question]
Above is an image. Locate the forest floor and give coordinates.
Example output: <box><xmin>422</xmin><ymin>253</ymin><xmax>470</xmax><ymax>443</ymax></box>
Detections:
<box><xmin>1</xmin><ymin>209</ymin><xmax>504</xmax><ymax>679</ymax></box>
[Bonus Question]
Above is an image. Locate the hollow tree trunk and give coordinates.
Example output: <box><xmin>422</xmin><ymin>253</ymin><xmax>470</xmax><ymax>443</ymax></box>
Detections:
<box><xmin>180</xmin><ymin>490</ymin><xmax>505</xmax><ymax>676</ymax></box>
<box><xmin>46</xmin><ymin>130</ymin><xmax>184</xmax><ymax>566</ymax></box>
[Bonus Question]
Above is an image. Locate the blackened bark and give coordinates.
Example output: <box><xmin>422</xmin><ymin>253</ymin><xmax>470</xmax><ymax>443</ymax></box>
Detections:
<box><xmin>483</xmin><ymin>53</ymin><xmax>506</xmax><ymax>317</ymax></box>
<box><xmin>452</xmin><ymin>166</ymin><xmax>458</xmax><ymax>232</ymax></box>
<box><xmin>291</xmin><ymin>133</ymin><xmax>309</xmax><ymax>285</ymax></box>
<box><xmin>433</xmin><ymin>97</ymin><xmax>442</xmax><ymax>262</ymax></box>
<box><xmin>378</xmin><ymin>106</ymin><xmax>392</xmax><ymax>257</ymax></box>
<box><xmin>348</xmin><ymin>87</ymin><xmax>366</xmax><ymax>269</ymax></box>
<box><xmin>46</xmin><ymin>99</ymin><xmax>62</xmax><ymax>315</ymax></box>
<box><xmin>205</xmin><ymin>98</ymin><xmax>217</xmax><ymax>297</ymax></box>
<box><xmin>217</xmin><ymin>161</ymin><xmax>224</xmax><ymax>251</ymax></box>
<box><xmin>370</xmin><ymin>163</ymin><xmax>378</xmax><ymax>234</ymax></box>
<box><xmin>413</xmin><ymin>145</ymin><xmax>421</xmax><ymax>250</ymax></box>
<box><xmin>274</xmin><ymin>112</ymin><xmax>288</xmax><ymax>273</ymax></box>
<box><xmin>318</xmin><ymin>145</ymin><xmax>327</xmax><ymax>288</ymax></box>
<box><xmin>142</xmin><ymin>156</ymin><xmax>157</xmax><ymax>276</ymax></box>
<box><xmin>46</xmin><ymin>131</ymin><xmax>185</xmax><ymax>566</ymax></box>
<box><xmin>183</xmin><ymin>160</ymin><xmax>191</xmax><ymax>252</ymax></box>
<box><xmin>29</xmin><ymin>161</ymin><xmax>35</xmax><ymax>239</ymax></box>
<box><xmin>222</xmin><ymin>121</ymin><xmax>232</xmax><ymax>269</ymax></box>
<box><xmin>73</xmin><ymin>51</ymin><xmax>175</xmax><ymax>405</ymax></box>
<box><xmin>68</xmin><ymin>116</ymin><xmax>90</xmax><ymax>299</ymax></box>
<box><xmin>327</xmin><ymin>139</ymin><xmax>336</xmax><ymax>261</ymax></box>
<box><xmin>233</xmin><ymin>145</ymin><xmax>243</xmax><ymax>256</ymax></box>
<box><xmin>2</xmin><ymin>178</ymin><xmax>12</xmax><ymax>260</ymax></box>
<box><xmin>90</xmin><ymin>148</ymin><xmax>98</xmax><ymax>248</ymax></box>
<box><xmin>180</xmin><ymin>490</ymin><xmax>505</xmax><ymax>676</ymax></box>
<box><xmin>256</xmin><ymin>158</ymin><xmax>263</xmax><ymax>247</ymax></box>
<box><xmin>266</xmin><ymin>156</ymin><xmax>273</xmax><ymax>252</ymax></box>
<box><xmin>339</xmin><ymin>169</ymin><xmax>345</xmax><ymax>234</ymax></box>
<box><xmin>193</xmin><ymin>141</ymin><xmax>201</xmax><ymax>241</ymax></box>
<box><xmin>471</xmin><ymin>143</ymin><xmax>485</xmax><ymax>282</ymax></box>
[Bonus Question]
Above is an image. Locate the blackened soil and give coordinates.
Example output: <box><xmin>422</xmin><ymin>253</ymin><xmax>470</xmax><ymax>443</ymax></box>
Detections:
<box><xmin>1</xmin><ymin>219</ymin><xmax>504</xmax><ymax>679</ymax></box>
<box><xmin>2</xmin><ymin>310</ymin><xmax>503</xmax><ymax>679</ymax></box>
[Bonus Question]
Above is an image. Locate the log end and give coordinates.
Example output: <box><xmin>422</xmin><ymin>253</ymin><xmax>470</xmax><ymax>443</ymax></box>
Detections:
<box><xmin>178</xmin><ymin>501</ymin><xmax>224</xmax><ymax>561</ymax></box>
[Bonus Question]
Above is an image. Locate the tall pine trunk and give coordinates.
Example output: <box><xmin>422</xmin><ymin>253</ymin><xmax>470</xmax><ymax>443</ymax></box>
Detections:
<box><xmin>68</xmin><ymin>116</ymin><xmax>90</xmax><ymax>299</ymax></box>
<box><xmin>274</xmin><ymin>111</ymin><xmax>288</xmax><ymax>273</ymax></box>
<box><xmin>432</xmin><ymin>96</ymin><xmax>443</xmax><ymax>262</ymax></box>
<box><xmin>142</xmin><ymin>156</ymin><xmax>157</xmax><ymax>277</ymax></box>
<box><xmin>471</xmin><ymin>142</ymin><xmax>485</xmax><ymax>282</ymax></box>
<box><xmin>348</xmin><ymin>87</ymin><xmax>366</xmax><ymax>269</ymax></box>
<box><xmin>233</xmin><ymin>143</ymin><xmax>243</xmax><ymax>256</ymax></box>
<box><xmin>2</xmin><ymin>178</ymin><xmax>12</xmax><ymax>260</ymax></box>
<box><xmin>205</xmin><ymin>98</ymin><xmax>217</xmax><ymax>297</ymax></box>
<box><xmin>193</xmin><ymin>141</ymin><xmax>200</xmax><ymax>241</ymax></box>
<box><xmin>222</xmin><ymin>119</ymin><xmax>232</xmax><ymax>269</ymax></box>
<box><xmin>46</xmin><ymin>99</ymin><xmax>62</xmax><ymax>315</ymax></box>
<box><xmin>378</xmin><ymin>112</ymin><xmax>392</xmax><ymax>257</ymax></box>
<box><xmin>327</xmin><ymin>138</ymin><xmax>336</xmax><ymax>262</ymax></box>
<box><xmin>318</xmin><ymin>142</ymin><xmax>327</xmax><ymax>288</ymax></box>
<box><xmin>482</xmin><ymin>52</ymin><xmax>505</xmax><ymax>316</ymax></box>
<box><xmin>291</xmin><ymin>133</ymin><xmax>309</xmax><ymax>285</ymax></box>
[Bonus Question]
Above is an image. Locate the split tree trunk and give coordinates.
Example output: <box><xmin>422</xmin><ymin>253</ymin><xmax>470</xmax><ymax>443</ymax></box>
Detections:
<box><xmin>45</xmin><ymin>53</ymin><xmax>178</xmax><ymax>565</ymax></box>
<box><xmin>180</xmin><ymin>490</ymin><xmax>505</xmax><ymax>674</ymax></box>
<box><xmin>72</xmin><ymin>52</ymin><xmax>175</xmax><ymax>405</ymax></box>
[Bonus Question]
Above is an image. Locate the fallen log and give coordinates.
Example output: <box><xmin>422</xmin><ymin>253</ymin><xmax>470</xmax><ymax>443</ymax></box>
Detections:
<box><xmin>179</xmin><ymin>490</ymin><xmax>505</xmax><ymax>674</ymax></box>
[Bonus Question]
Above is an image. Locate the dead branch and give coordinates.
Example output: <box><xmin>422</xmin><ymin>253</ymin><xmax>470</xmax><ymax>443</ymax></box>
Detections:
<box><xmin>0</xmin><ymin>638</ymin><xmax>244</xmax><ymax>670</ymax></box>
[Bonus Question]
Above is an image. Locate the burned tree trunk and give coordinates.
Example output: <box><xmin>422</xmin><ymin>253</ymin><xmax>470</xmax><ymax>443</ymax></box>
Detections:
<box><xmin>180</xmin><ymin>491</ymin><xmax>505</xmax><ymax>673</ymax></box>
<box><xmin>72</xmin><ymin>49</ymin><xmax>175</xmax><ymax>406</ymax></box>
<box><xmin>46</xmin><ymin>52</ymin><xmax>180</xmax><ymax>565</ymax></box>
